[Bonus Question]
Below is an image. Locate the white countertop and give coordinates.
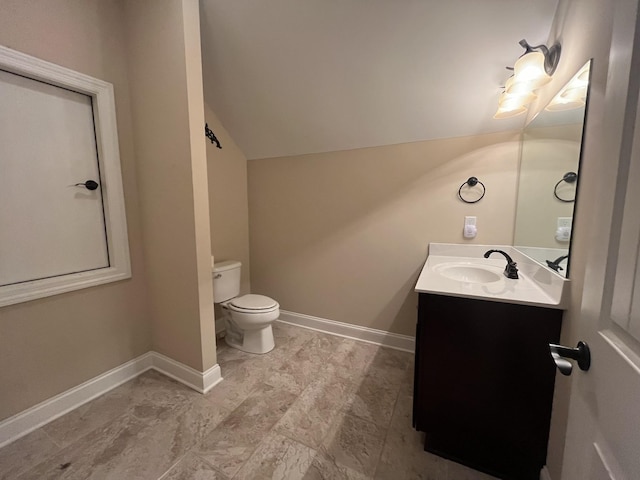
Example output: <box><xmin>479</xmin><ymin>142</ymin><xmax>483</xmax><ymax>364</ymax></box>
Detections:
<box><xmin>415</xmin><ymin>243</ymin><xmax>569</xmax><ymax>309</ymax></box>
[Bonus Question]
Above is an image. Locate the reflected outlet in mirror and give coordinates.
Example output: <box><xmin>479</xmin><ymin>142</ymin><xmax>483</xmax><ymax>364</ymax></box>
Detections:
<box><xmin>513</xmin><ymin>60</ymin><xmax>592</xmax><ymax>278</ymax></box>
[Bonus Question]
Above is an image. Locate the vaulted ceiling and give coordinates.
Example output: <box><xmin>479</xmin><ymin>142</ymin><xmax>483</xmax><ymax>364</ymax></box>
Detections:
<box><xmin>199</xmin><ymin>0</ymin><xmax>559</xmax><ymax>160</ymax></box>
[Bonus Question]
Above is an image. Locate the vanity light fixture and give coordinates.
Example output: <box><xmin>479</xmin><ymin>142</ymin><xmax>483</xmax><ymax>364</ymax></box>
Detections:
<box><xmin>494</xmin><ymin>39</ymin><xmax>562</xmax><ymax>119</ymax></box>
<box><xmin>494</xmin><ymin>91</ymin><xmax>532</xmax><ymax>119</ymax></box>
<box><xmin>513</xmin><ymin>39</ymin><xmax>561</xmax><ymax>84</ymax></box>
<box><xmin>493</xmin><ymin>93</ymin><xmax>527</xmax><ymax>119</ymax></box>
<box><xmin>504</xmin><ymin>75</ymin><xmax>541</xmax><ymax>95</ymax></box>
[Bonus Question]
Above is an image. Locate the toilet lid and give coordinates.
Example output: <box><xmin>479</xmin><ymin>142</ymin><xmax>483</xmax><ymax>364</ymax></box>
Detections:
<box><xmin>229</xmin><ymin>294</ymin><xmax>278</xmax><ymax>311</ymax></box>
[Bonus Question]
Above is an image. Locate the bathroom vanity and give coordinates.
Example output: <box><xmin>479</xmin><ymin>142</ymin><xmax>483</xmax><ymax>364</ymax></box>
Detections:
<box><xmin>413</xmin><ymin>244</ymin><xmax>568</xmax><ymax>480</ymax></box>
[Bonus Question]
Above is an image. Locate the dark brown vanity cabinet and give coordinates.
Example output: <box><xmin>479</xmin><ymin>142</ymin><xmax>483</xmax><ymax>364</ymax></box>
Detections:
<box><xmin>413</xmin><ymin>293</ymin><xmax>562</xmax><ymax>480</ymax></box>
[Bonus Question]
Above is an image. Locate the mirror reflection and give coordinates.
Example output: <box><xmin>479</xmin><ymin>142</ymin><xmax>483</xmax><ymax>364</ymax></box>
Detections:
<box><xmin>514</xmin><ymin>60</ymin><xmax>591</xmax><ymax>278</ymax></box>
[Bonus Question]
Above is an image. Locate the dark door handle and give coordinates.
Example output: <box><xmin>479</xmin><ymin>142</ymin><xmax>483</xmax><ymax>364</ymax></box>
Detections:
<box><xmin>549</xmin><ymin>341</ymin><xmax>591</xmax><ymax>376</ymax></box>
<box><xmin>70</xmin><ymin>180</ymin><xmax>99</xmax><ymax>191</ymax></box>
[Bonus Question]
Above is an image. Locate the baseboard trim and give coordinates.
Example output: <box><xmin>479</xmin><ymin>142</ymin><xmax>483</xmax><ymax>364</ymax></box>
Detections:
<box><xmin>151</xmin><ymin>352</ymin><xmax>223</xmax><ymax>394</ymax></box>
<box><xmin>278</xmin><ymin>310</ymin><xmax>415</xmax><ymax>353</ymax></box>
<box><xmin>540</xmin><ymin>466</ymin><xmax>553</xmax><ymax>480</ymax></box>
<box><xmin>0</xmin><ymin>352</ymin><xmax>222</xmax><ymax>449</ymax></box>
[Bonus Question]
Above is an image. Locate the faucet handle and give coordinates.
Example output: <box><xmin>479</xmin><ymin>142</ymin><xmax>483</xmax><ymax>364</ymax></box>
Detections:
<box><xmin>504</xmin><ymin>261</ymin><xmax>519</xmax><ymax>279</ymax></box>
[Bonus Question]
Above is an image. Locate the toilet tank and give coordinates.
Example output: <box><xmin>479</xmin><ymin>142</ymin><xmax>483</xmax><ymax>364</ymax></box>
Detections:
<box><xmin>212</xmin><ymin>260</ymin><xmax>241</xmax><ymax>302</ymax></box>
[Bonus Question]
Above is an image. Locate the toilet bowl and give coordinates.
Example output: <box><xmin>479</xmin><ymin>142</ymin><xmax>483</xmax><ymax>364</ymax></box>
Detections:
<box><xmin>212</xmin><ymin>261</ymin><xmax>279</xmax><ymax>354</ymax></box>
<box><xmin>221</xmin><ymin>294</ymin><xmax>279</xmax><ymax>354</ymax></box>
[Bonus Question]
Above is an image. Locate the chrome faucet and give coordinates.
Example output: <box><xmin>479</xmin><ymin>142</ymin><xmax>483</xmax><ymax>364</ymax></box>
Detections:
<box><xmin>546</xmin><ymin>255</ymin><xmax>569</xmax><ymax>272</ymax></box>
<box><xmin>484</xmin><ymin>249</ymin><xmax>519</xmax><ymax>279</ymax></box>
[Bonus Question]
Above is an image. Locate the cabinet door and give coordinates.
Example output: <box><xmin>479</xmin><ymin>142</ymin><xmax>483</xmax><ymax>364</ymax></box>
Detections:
<box><xmin>415</xmin><ymin>294</ymin><xmax>562</xmax><ymax>480</ymax></box>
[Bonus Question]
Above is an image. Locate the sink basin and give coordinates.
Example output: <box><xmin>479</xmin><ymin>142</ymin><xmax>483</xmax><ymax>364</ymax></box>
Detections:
<box><xmin>415</xmin><ymin>245</ymin><xmax>569</xmax><ymax>308</ymax></box>
<box><xmin>434</xmin><ymin>263</ymin><xmax>502</xmax><ymax>284</ymax></box>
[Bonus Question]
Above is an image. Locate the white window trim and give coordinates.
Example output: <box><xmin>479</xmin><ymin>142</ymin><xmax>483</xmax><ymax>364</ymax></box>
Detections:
<box><xmin>0</xmin><ymin>45</ymin><xmax>131</xmax><ymax>307</ymax></box>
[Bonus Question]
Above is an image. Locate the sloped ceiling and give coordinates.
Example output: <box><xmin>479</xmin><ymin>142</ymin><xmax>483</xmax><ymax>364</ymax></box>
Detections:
<box><xmin>200</xmin><ymin>0</ymin><xmax>559</xmax><ymax>160</ymax></box>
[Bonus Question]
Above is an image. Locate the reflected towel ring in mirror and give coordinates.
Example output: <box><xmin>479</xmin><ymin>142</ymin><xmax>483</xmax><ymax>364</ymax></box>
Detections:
<box><xmin>554</xmin><ymin>171</ymin><xmax>578</xmax><ymax>203</ymax></box>
<box><xmin>458</xmin><ymin>177</ymin><xmax>486</xmax><ymax>204</ymax></box>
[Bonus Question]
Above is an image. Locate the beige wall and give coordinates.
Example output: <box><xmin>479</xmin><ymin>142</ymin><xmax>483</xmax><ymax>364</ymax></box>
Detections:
<box><xmin>248</xmin><ymin>131</ymin><xmax>520</xmax><ymax>336</ymax></box>
<box><xmin>0</xmin><ymin>0</ymin><xmax>218</xmax><ymax>421</ymax></box>
<box><xmin>538</xmin><ymin>0</ymin><xmax>615</xmax><ymax>478</ymax></box>
<box><xmin>0</xmin><ymin>0</ymin><xmax>151</xmax><ymax>421</ymax></box>
<box><xmin>125</xmin><ymin>0</ymin><xmax>216</xmax><ymax>371</ymax></box>
<box><xmin>205</xmin><ymin>103</ymin><xmax>251</xmax><ymax>296</ymax></box>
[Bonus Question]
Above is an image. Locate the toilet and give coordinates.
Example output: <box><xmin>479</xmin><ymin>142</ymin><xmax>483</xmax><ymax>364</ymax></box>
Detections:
<box><xmin>212</xmin><ymin>260</ymin><xmax>279</xmax><ymax>354</ymax></box>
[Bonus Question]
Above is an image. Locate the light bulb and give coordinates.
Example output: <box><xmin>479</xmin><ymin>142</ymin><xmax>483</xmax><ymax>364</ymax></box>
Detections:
<box><xmin>505</xmin><ymin>75</ymin><xmax>539</xmax><ymax>95</ymax></box>
<box><xmin>499</xmin><ymin>91</ymin><xmax>537</xmax><ymax>108</ymax></box>
<box><xmin>514</xmin><ymin>51</ymin><xmax>551</xmax><ymax>87</ymax></box>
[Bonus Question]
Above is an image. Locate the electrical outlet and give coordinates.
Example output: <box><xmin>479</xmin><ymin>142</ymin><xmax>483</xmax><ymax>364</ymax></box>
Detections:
<box><xmin>557</xmin><ymin>217</ymin><xmax>572</xmax><ymax>229</ymax></box>
<box><xmin>464</xmin><ymin>216</ymin><xmax>477</xmax><ymax>238</ymax></box>
<box><xmin>556</xmin><ymin>217</ymin><xmax>572</xmax><ymax>242</ymax></box>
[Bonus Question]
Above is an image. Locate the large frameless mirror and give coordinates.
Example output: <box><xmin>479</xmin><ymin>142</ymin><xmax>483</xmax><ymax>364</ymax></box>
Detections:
<box><xmin>513</xmin><ymin>60</ymin><xmax>592</xmax><ymax>278</ymax></box>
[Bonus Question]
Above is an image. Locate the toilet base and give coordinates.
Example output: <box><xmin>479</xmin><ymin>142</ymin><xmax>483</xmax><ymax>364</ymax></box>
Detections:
<box><xmin>225</xmin><ymin>322</ymin><xmax>275</xmax><ymax>354</ymax></box>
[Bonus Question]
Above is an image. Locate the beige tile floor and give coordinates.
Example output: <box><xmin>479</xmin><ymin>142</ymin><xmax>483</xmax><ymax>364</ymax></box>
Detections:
<box><xmin>0</xmin><ymin>322</ymin><xmax>498</xmax><ymax>480</ymax></box>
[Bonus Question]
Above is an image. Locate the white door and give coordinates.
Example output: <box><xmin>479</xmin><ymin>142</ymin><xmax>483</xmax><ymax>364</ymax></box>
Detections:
<box><xmin>0</xmin><ymin>68</ymin><xmax>109</xmax><ymax>286</ymax></box>
<box><xmin>560</xmin><ymin>0</ymin><xmax>640</xmax><ymax>478</ymax></box>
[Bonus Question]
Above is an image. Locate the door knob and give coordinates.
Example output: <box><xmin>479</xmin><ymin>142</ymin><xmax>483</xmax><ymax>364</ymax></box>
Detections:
<box><xmin>549</xmin><ymin>341</ymin><xmax>591</xmax><ymax>376</ymax></box>
<box><xmin>70</xmin><ymin>180</ymin><xmax>99</xmax><ymax>191</ymax></box>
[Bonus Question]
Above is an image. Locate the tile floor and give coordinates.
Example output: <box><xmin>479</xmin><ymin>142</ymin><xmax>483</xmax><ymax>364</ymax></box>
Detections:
<box><xmin>0</xmin><ymin>322</ymin><xmax>498</xmax><ymax>480</ymax></box>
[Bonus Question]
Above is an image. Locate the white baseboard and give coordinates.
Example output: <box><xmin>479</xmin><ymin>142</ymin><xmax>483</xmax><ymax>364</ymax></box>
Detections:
<box><xmin>540</xmin><ymin>466</ymin><xmax>553</xmax><ymax>480</ymax></box>
<box><xmin>278</xmin><ymin>310</ymin><xmax>415</xmax><ymax>353</ymax></box>
<box><xmin>0</xmin><ymin>352</ymin><xmax>222</xmax><ymax>449</ymax></box>
<box><xmin>151</xmin><ymin>352</ymin><xmax>222</xmax><ymax>394</ymax></box>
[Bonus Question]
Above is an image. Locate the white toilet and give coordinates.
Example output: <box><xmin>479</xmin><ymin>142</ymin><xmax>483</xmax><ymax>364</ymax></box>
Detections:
<box><xmin>212</xmin><ymin>260</ymin><xmax>279</xmax><ymax>354</ymax></box>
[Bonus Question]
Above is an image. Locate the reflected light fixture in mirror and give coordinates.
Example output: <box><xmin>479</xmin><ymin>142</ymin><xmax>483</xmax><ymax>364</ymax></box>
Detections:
<box><xmin>494</xmin><ymin>39</ymin><xmax>561</xmax><ymax>119</ymax></box>
<box><xmin>546</xmin><ymin>63</ymin><xmax>590</xmax><ymax>111</ymax></box>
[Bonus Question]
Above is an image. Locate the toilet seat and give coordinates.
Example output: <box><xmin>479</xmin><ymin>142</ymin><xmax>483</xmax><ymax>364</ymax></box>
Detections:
<box><xmin>228</xmin><ymin>294</ymin><xmax>279</xmax><ymax>313</ymax></box>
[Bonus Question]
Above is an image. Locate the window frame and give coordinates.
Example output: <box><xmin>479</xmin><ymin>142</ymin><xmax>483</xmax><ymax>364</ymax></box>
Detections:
<box><xmin>0</xmin><ymin>45</ymin><xmax>131</xmax><ymax>307</ymax></box>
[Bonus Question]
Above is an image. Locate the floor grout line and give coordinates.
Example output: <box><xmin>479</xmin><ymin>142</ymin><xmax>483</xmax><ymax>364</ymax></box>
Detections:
<box><xmin>39</xmin><ymin>427</ymin><xmax>64</xmax><ymax>451</ymax></box>
<box><xmin>156</xmin><ymin>452</ymin><xmax>189</xmax><ymax>480</ymax></box>
<box><xmin>371</xmin><ymin>386</ymin><xmax>403</xmax><ymax>478</ymax></box>
<box><xmin>191</xmin><ymin>451</ymin><xmax>231</xmax><ymax>479</ymax></box>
